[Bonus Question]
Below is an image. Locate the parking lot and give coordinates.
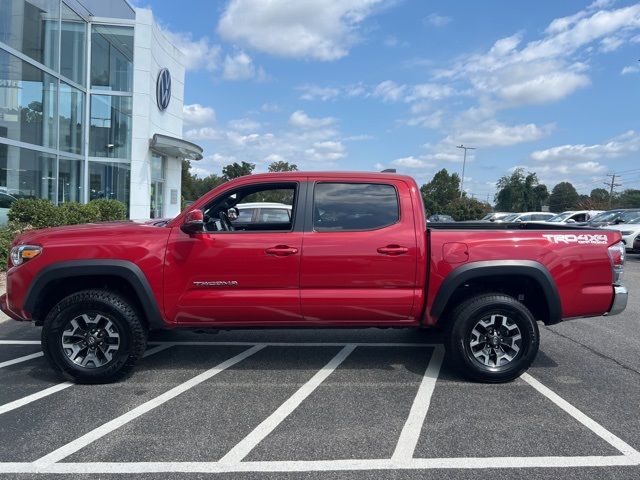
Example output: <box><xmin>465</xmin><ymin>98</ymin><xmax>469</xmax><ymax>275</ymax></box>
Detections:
<box><xmin>0</xmin><ymin>257</ymin><xmax>639</xmax><ymax>480</ymax></box>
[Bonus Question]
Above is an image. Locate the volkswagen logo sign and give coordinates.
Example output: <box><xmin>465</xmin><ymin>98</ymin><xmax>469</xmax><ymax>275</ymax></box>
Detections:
<box><xmin>156</xmin><ymin>68</ymin><xmax>171</xmax><ymax>111</ymax></box>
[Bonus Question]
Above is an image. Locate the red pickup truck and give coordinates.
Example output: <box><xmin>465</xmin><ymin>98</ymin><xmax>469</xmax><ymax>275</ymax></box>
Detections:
<box><xmin>1</xmin><ymin>172</ymin><xmax>628</xmax><ymax>384</ymax></box>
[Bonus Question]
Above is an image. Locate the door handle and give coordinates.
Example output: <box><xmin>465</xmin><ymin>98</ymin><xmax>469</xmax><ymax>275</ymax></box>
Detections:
<box><xmin>265</xmin><ymin>245</ymin><xmax>299</xmax><ymax>256</ymax></box>
<box><xmin>377</xmin><ymin>245</ymin><xmax>409</xmax><ymax>255</ymax></box>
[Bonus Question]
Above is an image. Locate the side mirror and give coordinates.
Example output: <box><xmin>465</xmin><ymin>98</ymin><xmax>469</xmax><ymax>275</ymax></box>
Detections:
<box><xmin>181</xmin><ymin>209</ymin><xmax>204</xmax><ymax>234</ymax></box>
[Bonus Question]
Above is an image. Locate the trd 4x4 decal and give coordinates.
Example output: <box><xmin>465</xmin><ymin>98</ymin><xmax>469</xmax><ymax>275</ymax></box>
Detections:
<box><xmin>542</xmin><ymin>234</ymin><xmax>609</xmax><ymax>245</ymax></box>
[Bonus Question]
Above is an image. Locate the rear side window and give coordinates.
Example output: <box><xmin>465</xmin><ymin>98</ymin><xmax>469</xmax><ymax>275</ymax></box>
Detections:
<box><xmin>313</xmin><ymin>183</ymin><xmax>399</xmax><ymax>231</ymax></box>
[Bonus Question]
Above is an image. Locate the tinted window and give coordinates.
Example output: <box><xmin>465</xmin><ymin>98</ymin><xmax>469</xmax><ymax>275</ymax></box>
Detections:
<box><xmin>314</xmin><ymin>183</ymin><xmax>399</xmax><ymax>231</ymax></box>
<box><xmin>234</xmin><ymin>208</ymin><xmax>254</xmax><ymax>223</ymax></box>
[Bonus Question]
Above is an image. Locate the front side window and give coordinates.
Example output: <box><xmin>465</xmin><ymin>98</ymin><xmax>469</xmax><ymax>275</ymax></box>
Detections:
<box><xmin>204</xmin><ymin>184</ymin><xmax>297</xmax><ymax>232</ymax></box>
<box><xmin>313</xmin><ymin>182</ymin><xmax>399</xmax><ymax>231</ymax></box>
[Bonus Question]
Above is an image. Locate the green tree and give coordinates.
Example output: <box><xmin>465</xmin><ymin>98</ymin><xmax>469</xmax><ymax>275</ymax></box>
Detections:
<box><xmin>443</xmin><ymin>197</ymin><xmax>492</xmax><ymax>221</ymax></box>
<box><xmin>181</xmin><ymin>159</ymin><xmax>226</xmax><ymax>201</ymax></box>
<box><xmin>548</xmin><ymin>182</ymin><xmax>580</xmax><ymax>213</ymax></box>
<box><xmin>618</xmin><ymin>189</ymin><xmax>640</xmax><ymax>208</ymax></box>
<box><xmin>268</xmin><ymin>160</ymin><xmax>298</xmax><ymax>172</ymax></box>
<box><xmin>223</xmin><ymin>161</ymin><xmax>255</xmax><ymax>180</ymax></box>
<box><xmin>420</xmin><ymin>169</ymin><xmax>461</xmax><ymax>216</ymax></box>
<box><xmin>495</xmin><ymin>168</ymin><xmax>548</xmax><ymax>212</ymax></box>
<box><xmin>589</xmin><ymin>188</ymin><xmax>610</xmax><ymax>209</ymax></box>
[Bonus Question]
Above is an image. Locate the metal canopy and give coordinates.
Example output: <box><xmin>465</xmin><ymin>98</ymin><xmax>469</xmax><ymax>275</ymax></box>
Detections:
<box><xmin>149</xmin><ymin>134</ymin><xmax>203</xmax><ymax>161</ymax></box>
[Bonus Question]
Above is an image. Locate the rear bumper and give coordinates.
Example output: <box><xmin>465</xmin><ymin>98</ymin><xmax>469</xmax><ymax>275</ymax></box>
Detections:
<box><xmin>606</xmin><ymin>285</ymin><xmax>628</xmax><ymax>317</ymax></box>
<box><xmin>0</xmin><ymin>294</ymin><xmax>28</xmax><ymax>322</ymax></box>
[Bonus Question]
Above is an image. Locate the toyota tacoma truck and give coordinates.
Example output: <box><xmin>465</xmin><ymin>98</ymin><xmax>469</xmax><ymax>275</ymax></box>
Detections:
<box><xmin>1</xmin><ymin>172</ymin><xmax>628</xmax><ymax>383</ymax></box>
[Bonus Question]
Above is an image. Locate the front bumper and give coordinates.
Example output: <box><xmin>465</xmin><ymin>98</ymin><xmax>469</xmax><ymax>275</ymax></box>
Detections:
<box><xmin>606</xmin><ymin>285</ymin><xmax>628</xmax><ymax>316</ymax></box>
<box><xmin>0</xmin><ymin>294</ymin><xmax>27</xmax><ymax>322</ymax></box>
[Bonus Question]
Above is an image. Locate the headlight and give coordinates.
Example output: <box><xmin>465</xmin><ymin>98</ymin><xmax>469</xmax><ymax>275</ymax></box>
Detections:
<box><xmin>10</xmin><ymin>245</ymin><xmax>42</xmax><ymax>267</ymax></box>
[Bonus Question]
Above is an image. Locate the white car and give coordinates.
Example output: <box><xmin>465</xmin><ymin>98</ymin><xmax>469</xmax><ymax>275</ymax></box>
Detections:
<box><xmin>0</xmin><ymin>192</ymin><xmax>17</xmax><ymax>225</ymax></box>
<box><xmin>495</xmin><ymin>212</ymin><xmax>555</xmax><ymax>223</ymax></box>
<box><xmin>604</xmin><ymin>216</ymin><xmax>640</xmax><ymax>252</ymax></box>
<box><xmin>233</xmin><ymin>202</ymin><xmax>292</xmax><ymax>223</ymax></box>
<box><xmin>545</xmin><ymin>210</ymin><xmax>603</xmax><ymax>224</ymax></box>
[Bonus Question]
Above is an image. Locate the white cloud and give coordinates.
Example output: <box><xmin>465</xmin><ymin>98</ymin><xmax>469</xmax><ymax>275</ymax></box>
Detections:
<box><xmin>298</xmin><ymin>85</ymin><xmax>341</xmax><ymax>101</ymax></box>
<box><xmin>424</xmin><ymin>13</ymin><xmax>451</xmax><ymax>27</ymax></box>
<box><xmin>498</xmin><ymin>71</ymin><xmax>590</xmax><ymax>104</ymax></box>
<box><xmin>288</xmin><ymin>110</ymin><xmax>336</xmax><ymax>128</ymax></box>
<box><xmin>184</xmin><ymin>127</ymin><xmax>224</xmax><ymax>141</ymax></box>
<box><xmin>405</xmin><ymin>83</ymin><xmax>455</xmax><ymax>102</ymax></box>
<box><xmin>182</xmin><ymin>104</ymin><xmax>215</xmax><ymax>126</ymax></box>
<box><xmin>531</xmin><ymin>130</ymin><xmax>640</xmax><ymax>162</ymax></box>
<box><xmin>222</xmin><ymin>51</ymin><xmax>265</xmax><ymax>81</ymax></box>
<box><xmin>228</xmin><ymin>118</ymin><xmax>261</xmax><ymax>131</ymax></box>
<box><xmin>261</xmin><ymin>102</ymin><xmax>281</xmax><ymax>112</ymax></box>
<box><xmin>391</xmin><ymin>156</ymin><xmax>434</xmax><ymax>169</ymax></box>
<box><xmin>305</xmin><ymin>141</ymin><xmax>346</xmax><ymax>162</ymax></box>
<box><xmin>217</xmin><ymin>0</ymin><xmax>387</xmax><ymax>61</ymax></box>
<box><xmin>621</xmin><ymin>64</ymin><xmax>640</xmax><ymax>74</ymax></box>
<box><xmin>160</xmin><ymin>29</ymin><xmax>220</xmax><ymax>71</ymax></box>
<box><xmin>443</xmin><ymin>122</ymin><xmax>554</xmax><ymax>148</ymax></box>
<box><xmin>373</xmin><ymin>80</ymin><xmax>406</xmax><ymax>102</ymax></box>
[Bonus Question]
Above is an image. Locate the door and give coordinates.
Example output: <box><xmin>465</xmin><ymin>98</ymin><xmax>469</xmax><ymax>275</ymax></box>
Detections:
<box><xmin>300</xmin><ymin>180</ymin><xmax>418</xmax><ymax>323</ymax></box>
<box><xmin>164</xmin><ymin>181</ymin><xmax>305</xmax><ymax>325</ymax></box>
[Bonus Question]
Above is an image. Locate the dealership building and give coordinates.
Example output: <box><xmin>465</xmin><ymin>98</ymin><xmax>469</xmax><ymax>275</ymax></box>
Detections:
<box><xmin>0</xmin><ymin>0</ymin><xmax>202</xmax><ymax>219</ymax></box>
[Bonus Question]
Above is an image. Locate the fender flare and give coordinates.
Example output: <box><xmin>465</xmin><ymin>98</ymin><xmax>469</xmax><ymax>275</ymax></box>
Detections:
<box><xmin>24</xmin><ymin>260</ymin><xmax>165</xmax><ymax>330</ymax></box>
<box><xmin>430</xmin><ymin>260</ymin><xmax>562</xmax><ymax>325</ymax></box>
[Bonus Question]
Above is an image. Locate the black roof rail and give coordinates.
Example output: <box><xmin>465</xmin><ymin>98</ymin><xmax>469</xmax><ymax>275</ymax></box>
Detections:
<box><xmin>380</xmin><ymin>168</ymin><xmax>396</xmax><ymax>173</ymax></box>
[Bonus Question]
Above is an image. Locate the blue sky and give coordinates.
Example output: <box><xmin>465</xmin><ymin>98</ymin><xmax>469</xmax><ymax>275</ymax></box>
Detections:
<box><xmin>142</xmin><ymin>0</ymin><xmax>640</xmax><ymax>201</ymax></box>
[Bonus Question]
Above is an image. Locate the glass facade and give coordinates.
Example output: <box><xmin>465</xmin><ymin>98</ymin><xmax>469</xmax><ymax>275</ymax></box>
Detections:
<box><xmin>150</xmin><ymin>153</ymin><xmax>164</xmax><ymax>218</ymax></box>
<box><xmin>89</xmin><ymin>94</ymin><xmax>131</xmax><ymax>159</ymax></box>
<box><xmin>0</xmin><ymin>0</ymin><xmax>135</xmax><ymax>212</ymax></box>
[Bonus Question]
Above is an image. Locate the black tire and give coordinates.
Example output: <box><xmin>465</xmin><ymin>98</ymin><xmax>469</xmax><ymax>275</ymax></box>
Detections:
<box><xmin>41</xmin><ymin>289</ymin><xmax>147</xmax><ymax>384</ymax></box>
<box><xmin>446</xmin><ymin>293</ymin><xmax>539</xmax><ymax>383</ymax></box>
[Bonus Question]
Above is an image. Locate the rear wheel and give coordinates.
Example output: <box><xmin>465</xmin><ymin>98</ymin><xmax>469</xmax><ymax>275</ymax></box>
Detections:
<box><xmin>41</xmin><ymin>289</ymin><xmax>147</xmax><ymax>384</ymax></box>
<box><xmin>447</xmin><ymin>293</ymin><xmax>539</xmax><ymax>383</ymax></box>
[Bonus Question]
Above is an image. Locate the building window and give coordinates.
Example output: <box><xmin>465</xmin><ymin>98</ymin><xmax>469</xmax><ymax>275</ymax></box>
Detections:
<box><xmin>60</xmin><ymin>3</ymin><xmax>86</xmax><ymax>85</ymax></box>
<box><xmin>58</xmin><ymin>156</ymin><xmax>83</xmax><ymax>203</ymax></box>
<box><xmin>58</xmin><ymin>81</ymin><xmax>83</xmax><ymax>155</ymax></box>
<box><xmin>89</xmin><ymin>94</ymin><xmax>131</xmax><ymax>159</ymax></box>
<box><xmin>0</xmin><ymin>142</ymin><xmax>56</xmax><ymax>201</ymax></box>
<box><xmin>89</xmin><ymin>160</ymin><xmax>130</xmax><ymax>206</ymax></box>
<box><xmin>0</xmin><ymin>0</ymin><xmax>59</xmax><ymax>71</ymax></box>
<box><xmin>0</xmin><ymin>49</ymin><xmax>57</xmax><ymax>149</ymax></box>
<box><xmin>150</xmin><ymin>154</ymin><xmax>165</xmax><ymax>218</ymax></box>
<box><xmin>90</xmin><ymin>25</ymin><xmax>133</xmax><ymax>92</ymax></box>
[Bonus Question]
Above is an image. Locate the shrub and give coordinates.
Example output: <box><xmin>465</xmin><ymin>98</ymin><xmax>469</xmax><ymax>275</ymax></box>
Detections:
<box><xmin>7</xmin><ymin>199</ymin><xmax>61</xmax><ymax>229</ymax></box>
<box><xmin>58</xmin><ymin>202</ymin><xmax>102</xmax><ymax>225</ymax></box>
<box><xmin>89</xmin><ymin>199</ymin><xmax>127</xmax><ymax>221</ymax></box>
<box><xmin>0</xmin><ymin>225</ymin><xmax>19</xmax><ymax>270</ymax></box>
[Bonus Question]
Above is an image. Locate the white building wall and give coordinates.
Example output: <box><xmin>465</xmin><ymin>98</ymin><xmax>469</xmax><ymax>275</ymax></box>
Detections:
<box><xmin>130</xmin><ymin>8</ymin><xmax>186</xmax><ymax>219</ymax></box>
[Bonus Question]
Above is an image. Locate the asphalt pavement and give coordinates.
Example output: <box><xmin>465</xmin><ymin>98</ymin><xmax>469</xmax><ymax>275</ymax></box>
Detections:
<box><xmin>0</xmin><ymin>256</ymin><xmax>638</xmax><ymax>479</ymax></box>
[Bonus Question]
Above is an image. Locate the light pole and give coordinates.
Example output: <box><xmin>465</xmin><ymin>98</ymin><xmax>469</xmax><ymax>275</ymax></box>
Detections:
<box><xmin>456</xmin><ymin>144</ymin><xmax>476</xmax><ymax>198</ymax></box>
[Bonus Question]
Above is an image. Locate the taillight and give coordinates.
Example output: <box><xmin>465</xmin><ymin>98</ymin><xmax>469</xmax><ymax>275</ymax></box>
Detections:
<box><xmin>607</xmin><ymin>241</ymin><xmax>625</xmax><ymax>284</ymax></box>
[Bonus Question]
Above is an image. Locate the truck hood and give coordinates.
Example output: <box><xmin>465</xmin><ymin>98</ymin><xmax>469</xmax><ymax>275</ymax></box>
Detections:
<box><xmin>13</xmin><ymin>219</ymin><xmax>170</xmax><ymax>246</ymax></box>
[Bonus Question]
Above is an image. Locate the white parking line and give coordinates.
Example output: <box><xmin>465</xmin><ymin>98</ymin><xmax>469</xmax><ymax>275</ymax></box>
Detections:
<box><xmin>0</xmin><ymin>344</ymin><xmax>174</xmax><ymax>416</ymax></box>
<box><xmin>219</xmin><ymin>344</ymin><xmax>357</xmax><ymax>464</ymax></box>
<box><xmin>392</xmin><ymin>345</ymin><xmax>444</xmax><ymax>460</ymax></box>
<box><xmin>33</xmin><ymin>344</ymin><xmax>265</xmax><ymax>467</ymax></box>
<box><xmin>521</xmin><ymin>373</ymin><xmax>640</xmax><ymax>457</ymax></box>
<box><xmin>0</xmin><ymin>455</ymin><xmax>639</xmax><ymax>474</ymax></box>
<box><xmin>0</xmin><ymin>352</ymin><xmax>43</xmax><ymax>369</ymax></box>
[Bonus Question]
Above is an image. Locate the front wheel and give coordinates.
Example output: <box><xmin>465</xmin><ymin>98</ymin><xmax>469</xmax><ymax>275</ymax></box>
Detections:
<box><xmin>447</xmin><ymin>294</ymin><xmax>539</xmax><ymax>383</ymax></box>
<box><xmin>41</xmin><ymin>289</ymin><xmax>147</xmax><ymax>384</ymax></box>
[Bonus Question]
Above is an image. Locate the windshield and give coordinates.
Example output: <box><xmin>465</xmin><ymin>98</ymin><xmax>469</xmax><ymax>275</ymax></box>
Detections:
<box><xmin>547</xmin><ymin>212</ymin><xmax>572</xmax><ymax>222</ymax></box>
<box><xmin>589</xmin><ymin>211</ymin><xmax>621</xmax><ymax>223</ymax></box>
<box><xmin>502</xmin><ymin>214</ymin><xmax>519</xmax><ymax>222</ymax></box>
<box><xmin>621</xmin><ymin>211</ymin><xmax>640</xmax><ymax>222</ymax></box>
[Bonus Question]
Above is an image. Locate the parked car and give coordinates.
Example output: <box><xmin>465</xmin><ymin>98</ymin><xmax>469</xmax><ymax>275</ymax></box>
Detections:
<box><xmin>480</xmin><ymin>212</ymin><xmax>514</xmax><ymax>222</ymax></box>
<box><xmin>233</xmin><ymin>202</ymin><xmax>292</xmax><ymax>224</ymax></box>
<box><xmin>634</xmin><ymin>235</ymin><xmax>640</xmax><ymax>253</ymax></box>
<box><xmin>428</xmin><ymin>214</ymin><xmax>455</xmax><ymax>223</ymax></box>
<box><xmin>604</xmin><ymin>215</ymin><xmax>640</xmax><ymax>252</ymax></box>
<box><xmin>546</xmin><ymin>210</ymin><xmax>603</xmax><ymax>224</ymax></box>
<box><xmin>582</xmin><ymin>209</ymin><xmax>640</xmax><ymax>227</ymax></box>
<box><xmin>494</xmin><ymin>212</ymin><xmax>555</xmax><ymax>223</ymax></box>
<box><xmin>2</xmin><ymin>171</ymin><xmax>627</xmax><ymax>384</ymax></box>
<box><xmin>0</xmin><ymin>192</ymin><xmax>17</xmax><ymax>225</ymax></box>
